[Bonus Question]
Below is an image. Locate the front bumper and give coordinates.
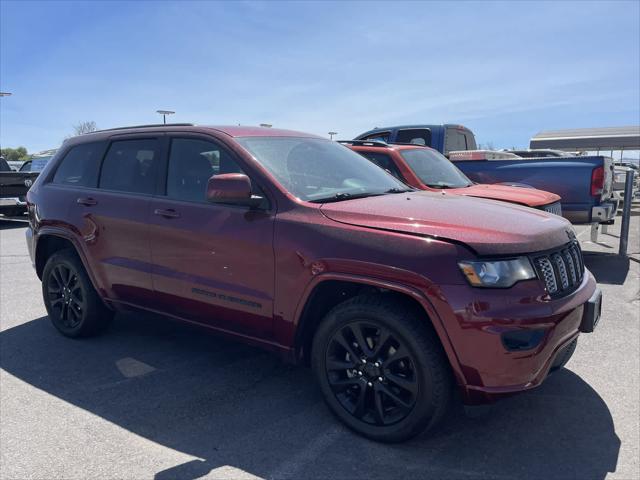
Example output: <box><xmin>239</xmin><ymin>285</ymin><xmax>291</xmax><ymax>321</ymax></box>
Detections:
<box><xmin>438</xmin><ymin>270</ymin><xmax>598</xmax><ymax>404</ymax></box>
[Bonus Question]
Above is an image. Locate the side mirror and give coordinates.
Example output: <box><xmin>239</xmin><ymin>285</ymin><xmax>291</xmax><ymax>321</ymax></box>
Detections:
<box><xmin>206</xmin><ymin>173</ymin><xmax>263</xmax><ymax>208</ymax></box>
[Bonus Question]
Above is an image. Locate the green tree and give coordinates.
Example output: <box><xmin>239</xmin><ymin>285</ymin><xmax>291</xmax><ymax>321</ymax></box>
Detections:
<box><xmin>0</xmin><ymin>146</ymin><xmax>30</xmax><ymax>161</ymax></box>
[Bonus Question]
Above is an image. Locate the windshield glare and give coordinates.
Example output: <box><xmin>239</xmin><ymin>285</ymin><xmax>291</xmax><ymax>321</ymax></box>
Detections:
<box><xmin>236</xmin><ymin>137</ymin><xmax>409</xmax><ymax>201</ymax></box>
<box><xmin>400</xmin><ymin>148</ymin><xmax>472</xmax><ymax>188</ymax></box>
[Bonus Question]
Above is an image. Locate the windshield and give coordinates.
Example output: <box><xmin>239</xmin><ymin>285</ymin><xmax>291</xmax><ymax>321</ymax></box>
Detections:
<box><xmin>21</xmin><ymin>156</ymin><xmax>53</xmax><ymax>172</ymax></box>
<box><xmin>236</xmin><ymin>137</ymin><xmax>410</xmax><ymax>202</ymax></box>
<box><xmin>400</xmin><ymin>148</ymin><xmax>472</xmax><ymax>188</ymax></box>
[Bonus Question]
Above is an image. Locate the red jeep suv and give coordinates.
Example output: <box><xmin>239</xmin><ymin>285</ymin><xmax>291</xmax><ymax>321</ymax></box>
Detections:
<box><xmin>26</xmin><ymin>124</ymin><xmax>601</xmax><ymax>442</ymax></box>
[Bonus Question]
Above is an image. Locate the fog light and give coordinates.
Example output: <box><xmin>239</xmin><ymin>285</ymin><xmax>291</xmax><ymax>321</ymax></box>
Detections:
<box><xmin>501</xmin><ymin>329</ymin><xmax>546</xmax><ymax>351</ymax></box>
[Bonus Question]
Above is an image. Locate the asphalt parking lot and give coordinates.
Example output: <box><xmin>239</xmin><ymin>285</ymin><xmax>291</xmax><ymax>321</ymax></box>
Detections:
<box><xmin>1</xmin><ymin>204</ymin><xmax>638</xmax><ymax>480</ymax></box>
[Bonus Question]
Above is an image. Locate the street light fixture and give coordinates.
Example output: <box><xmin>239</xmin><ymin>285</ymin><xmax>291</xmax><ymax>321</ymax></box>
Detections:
<box><xmin>328</xmin><ymin>131</ymin><xmax>338</xmax><ymax>140</ymax></box>
<box><xmin>156</xmin><ymin>110</ymin><xmax>175</xmax><ymax>124</ymax></box>
<box><xmin>0</xmin><ymin>92</ymin><xmax>12</xmax><ymax>97</ymax></box>
<box><xmin>259</xmin><ymin>123</ymin><xmax>272</xmax><ymax>128</ymax></box>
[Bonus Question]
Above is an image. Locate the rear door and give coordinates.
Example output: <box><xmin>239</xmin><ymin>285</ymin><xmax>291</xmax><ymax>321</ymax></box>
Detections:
<box><xmin>148</xmin><ymin>134</ymin><xmax>276</xmax><ymax>338</ymax></box>
<box><xmin>80</xmin><ymin>135</ymin><xmax>161</xmax><ymax>307</ymax></box>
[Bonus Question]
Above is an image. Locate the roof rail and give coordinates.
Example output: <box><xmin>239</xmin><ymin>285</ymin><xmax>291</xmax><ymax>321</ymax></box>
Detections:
<box><xmin>337</xmin><ymin>139</ymin><xmax>389</xmax><ymax>147</ymax></box>
<box><xmin>89</xmin><ymin>123</ymin><xmax>195</xmax><ymax>134</ymax></box>
<box><xmin>387</xmin><ymin>142</ymin><xmax>428</xmax><ymax>147</ymax></box>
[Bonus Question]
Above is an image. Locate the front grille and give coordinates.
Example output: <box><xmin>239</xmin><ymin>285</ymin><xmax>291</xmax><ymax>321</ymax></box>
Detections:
<box><xmin>541</xmin><ymin>201</ymin><xmax>562</xmax><ymax>216</ymax></box>
<box><xmin>532</xmin><ymin>242</ymin><xmax>584</xmax><ymax>297</ymax></box>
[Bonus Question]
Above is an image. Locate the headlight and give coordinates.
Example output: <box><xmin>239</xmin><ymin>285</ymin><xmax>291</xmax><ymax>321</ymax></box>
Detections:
<box><xmin>458</xmin><ymin>257</ymin><xmax>536</xmax><ymax>288</ymax></box>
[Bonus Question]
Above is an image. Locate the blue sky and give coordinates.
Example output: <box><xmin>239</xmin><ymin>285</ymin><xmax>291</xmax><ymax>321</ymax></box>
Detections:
<box><xmin>1</xmin><ymin>0</ymin><xmax>639</xmax><ymax>153</ymax></box>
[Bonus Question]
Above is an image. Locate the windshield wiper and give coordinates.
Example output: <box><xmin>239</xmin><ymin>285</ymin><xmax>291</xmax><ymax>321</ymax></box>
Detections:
<box><xmin>385</xmin><ymin>187</ymin><xmax>413</xmax><ymax>193</ymax></box>
<box><xmin>310</xmin><ymin>192</ymin><xmax>386</xmax><ymax>203</ymax></box>
<box><xmin>424</xmin><ymin>184</ymin><xmax>451</xmax><ymax>189</ymax></box>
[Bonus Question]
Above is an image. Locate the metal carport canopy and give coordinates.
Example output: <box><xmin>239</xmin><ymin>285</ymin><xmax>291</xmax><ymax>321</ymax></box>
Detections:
<box><xmin>529</xmin><ymin>126</ymin><xmax>640</xmax><ymax>150</ymax></box>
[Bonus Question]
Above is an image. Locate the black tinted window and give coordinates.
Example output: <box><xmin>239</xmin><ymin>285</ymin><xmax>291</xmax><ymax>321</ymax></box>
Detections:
<box><xmin>52</xmin><ymin>145</ymin><xmax>103</xmax><ymax>187</ymax></box>
<box><xmin>444</xmin><ymin>129</ymin><xmax>467</xmax><ymax>153</ymax></box>
<box><xmin>359</xmin><ymin>152</ymin><xmax>404</xmax><ymax>180</ymax></box>
<box><xmin>396</xmin><ymin>129</ymin><xmax>431</xmax><ymax>146</ymax></box>
<box><xmin>361</xmin><ymin>131</ymin><xmax>390</xmax><ymax>143</ymax></box>
<box><xmin>166</xmin><ymin>138</ymin><xmax>245</xmax><ymax>203</ymax></box>
<box><xmin>99</xmin><ymin>139</ymin><xmax>159</xmax><ymax>195</ymax></box>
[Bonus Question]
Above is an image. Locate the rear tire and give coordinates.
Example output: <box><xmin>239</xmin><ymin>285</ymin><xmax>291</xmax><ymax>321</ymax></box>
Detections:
<box><xmin>42</xmin><ymin>249</ymin><xmax>113</xmax><ymax>337</ymax></box>
<box><xmin>311</xmin><ymin>294</ymin><xmax>452</xmax><ymax>442</ymax></box>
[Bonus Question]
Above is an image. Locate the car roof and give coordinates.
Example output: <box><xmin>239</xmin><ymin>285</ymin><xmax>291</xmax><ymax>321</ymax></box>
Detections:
<box><xmin>65</xmin><ymin>124</ymin><xmax>323</xmax><ymax>144</ymax></box>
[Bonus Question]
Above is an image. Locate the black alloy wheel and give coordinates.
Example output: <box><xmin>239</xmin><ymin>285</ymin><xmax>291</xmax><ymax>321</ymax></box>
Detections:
<box><xmin>46</xmin><ymin>263</ymin><xmax>86</xmax><ymax>330</ymax></box>
<box><xmin>42</xmin><ymin>249</ymin><xmax>113</xmax><ymax>337</ymax></box>
<box><xmin>312</xmin><ymin>294</ymin><xmax>452</xmax><ymax>442</ymax></box>
<box><xmin>325</xmin><ymin>320</ymin><xmax>418</xmax><ymax>426</ymax></box>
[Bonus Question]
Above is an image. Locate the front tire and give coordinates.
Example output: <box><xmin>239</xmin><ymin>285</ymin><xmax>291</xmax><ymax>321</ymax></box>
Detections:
<box><xmin>42</xmin><ymin>249</ymin><xmax>113</xmax><ymax>337</ymax></box>
<box><xmin>311</xmin><ymin>294</ymin><xmax>452</xmax><ymax>442</ymax></box>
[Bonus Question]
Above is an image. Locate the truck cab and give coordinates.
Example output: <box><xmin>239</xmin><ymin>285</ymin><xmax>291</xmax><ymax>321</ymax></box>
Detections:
<box><xmin>355</xmin><ymin>124</ymin><xmax>477</xmax><ymax>155</ymax></box>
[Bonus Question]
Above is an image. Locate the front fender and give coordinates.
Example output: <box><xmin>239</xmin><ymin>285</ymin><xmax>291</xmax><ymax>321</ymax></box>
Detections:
<box><xmin>292</xmin><ymin>270</ymin><xmax>466</xmax><ymax>388</ymax></box>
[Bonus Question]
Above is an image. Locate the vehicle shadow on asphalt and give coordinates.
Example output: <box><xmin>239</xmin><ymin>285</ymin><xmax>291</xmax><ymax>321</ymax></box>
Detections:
<box><xmin>0</xmin><ymin>219</ymin><xmax>28</xmax><ymax>230</ymax></box>
<box><xmin>0</xmin><ymin>314</ymin><xmax>620</xmax><ymax>480</ymax></box>
<box><xmin>583</xmin><ymin>253</ymin><xmax>630</xmax><ymax>285</ymax></box>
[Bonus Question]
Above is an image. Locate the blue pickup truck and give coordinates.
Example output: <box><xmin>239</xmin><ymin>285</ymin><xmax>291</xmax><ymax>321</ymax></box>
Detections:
<box><xmin>355</xmin><ymin>124</ymin><xmax>617</xmax><ymax>225</ymax></box>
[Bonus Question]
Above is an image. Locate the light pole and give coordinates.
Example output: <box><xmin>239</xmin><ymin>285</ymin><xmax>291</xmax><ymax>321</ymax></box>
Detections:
<box><xmin>156</xmin><ymin>110</ymin><xmax>175</xmax><ymax>124</ymax></box>
<box><xmin>328</xmin><ymin>131</ymin><xmax>337</xmax><ymax>140</ymax></box>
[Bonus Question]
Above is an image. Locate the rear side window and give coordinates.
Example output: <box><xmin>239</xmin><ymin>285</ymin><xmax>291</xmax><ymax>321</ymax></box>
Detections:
<box><xmin>166</xmin><ymin>138</ymin><xmax>246</xmax><ymax>203</ymax></box>
<box><xmin>359</xmin><ymin>152</ymin><xmax>404</xmax><ymax>180</ymax></box>
<box><xmin>444</xmin><ymin>129</ymin><xmax>468</xmax><ymax>153</ymax></box>
<box><xmin>52</xmin><ymin>143</ymin><xmax>104</xmax><ymax>187</ymax></box>
<box><xmin>99</xmin><ymin>139</ymin><xmax>159</xmax><ymax>195</ymax></box>
<box><xmin>396</xmin><ymin>129</ymin><xmax>431</xmax><ymax>147</ymax></box>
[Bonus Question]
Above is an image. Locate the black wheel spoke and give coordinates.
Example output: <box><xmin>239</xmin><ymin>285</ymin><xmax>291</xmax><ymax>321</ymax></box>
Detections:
<box><xmin>50</xmin><ymin>297</ymin><xmax>64</xmax><ymax>307</ymax></box>
<box><xmin>327</xmin><ymin>358</ymin><xmax>356</xmax><ymax>371</ymax></box>
<box><xmin>334</xmin><ymin>329</ymin><xmax>360</xmax><ymax>362</ymax></box>
<box><xmin>353</xmin><ymin>385</ymin><xmax>368</xmax><ymax>418</ymax></box>
<box><xmin>385</xmin><ymin>372</ymin><xmax>418</xmax><ymax>394</ymax></box>
<box><xmin>386</xmin><ymin>344</ymin><xmax>410</xmax><ymax>365</ymax></box>
<box><xmin>371</xmin><ymin>328</ymin><xmax>391</xmax><ymax>358</ymax></box>
<box><xmin>352</xmin><ymin>324</ymin><xmax>373</xmax><ymax>357</ymax></box>
<box><xmin>328</xmin><ymin>377</ymin><xmax>359</xmax><ymax>393</ymax></box>
<box><xmin>379</xmin><ymin>384</ymin><xmax>413</xmax><ymax>411</ymax></box>
<box><xmin>373</xmin><ymin>387</ymin><xmax>385</xmax><ymax>425</ymax></box>
<box><xmin>52</xmin><ymin>267</ymin><xmax>64</xmax><ymax>288</ymax></box>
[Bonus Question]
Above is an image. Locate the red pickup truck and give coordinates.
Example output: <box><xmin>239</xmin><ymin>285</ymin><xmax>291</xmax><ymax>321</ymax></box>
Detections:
<box><xmin>26</xmin><ymin>124</ymin><xmax>600</xmax><ymax>442</ymax></box>
<box><xmin>342</xmin><ymin>141</ymin><xmax>562</xmax><ymax>214</ymax></box>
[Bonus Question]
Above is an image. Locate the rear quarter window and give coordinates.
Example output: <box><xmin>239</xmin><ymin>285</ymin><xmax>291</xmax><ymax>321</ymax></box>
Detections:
<box><xmin>444</xmin><ymin>129</ymin><xmax>468</xmax><ymax>154</ymax></box>
<box><xmin>52</xmin><ymin>143</ymin><xmax>105</xmax><ymax>187</ymax></box>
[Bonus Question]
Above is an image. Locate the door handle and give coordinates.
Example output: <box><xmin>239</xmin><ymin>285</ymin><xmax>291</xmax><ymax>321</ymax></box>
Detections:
<box><xmin>154</xmin><ymin>208</ymin><xmax>181</xmax><ymax>219</ymax></box>
<box><xmin>76</xmin><ymin>197</ymin><xmax>98</xmax><ymax>206</ymax></box>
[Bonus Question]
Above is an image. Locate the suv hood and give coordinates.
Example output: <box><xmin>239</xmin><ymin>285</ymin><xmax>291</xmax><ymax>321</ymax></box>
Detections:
<box><xmin>320</xmin><ymin>191</ymin><xmax>573</xmax><ymax>255</ymax></box>
<box><xmin>449</xmin><ymin>183</ymin><xmax>560</xmax><ymax>207</ymax></box>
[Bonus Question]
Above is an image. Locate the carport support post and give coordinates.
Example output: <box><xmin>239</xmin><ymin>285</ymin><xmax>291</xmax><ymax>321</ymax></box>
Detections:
<box><xmin>619</xmin><ymin>170</ymin><xmax>635</xmax><ymax>256</ymax></box>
